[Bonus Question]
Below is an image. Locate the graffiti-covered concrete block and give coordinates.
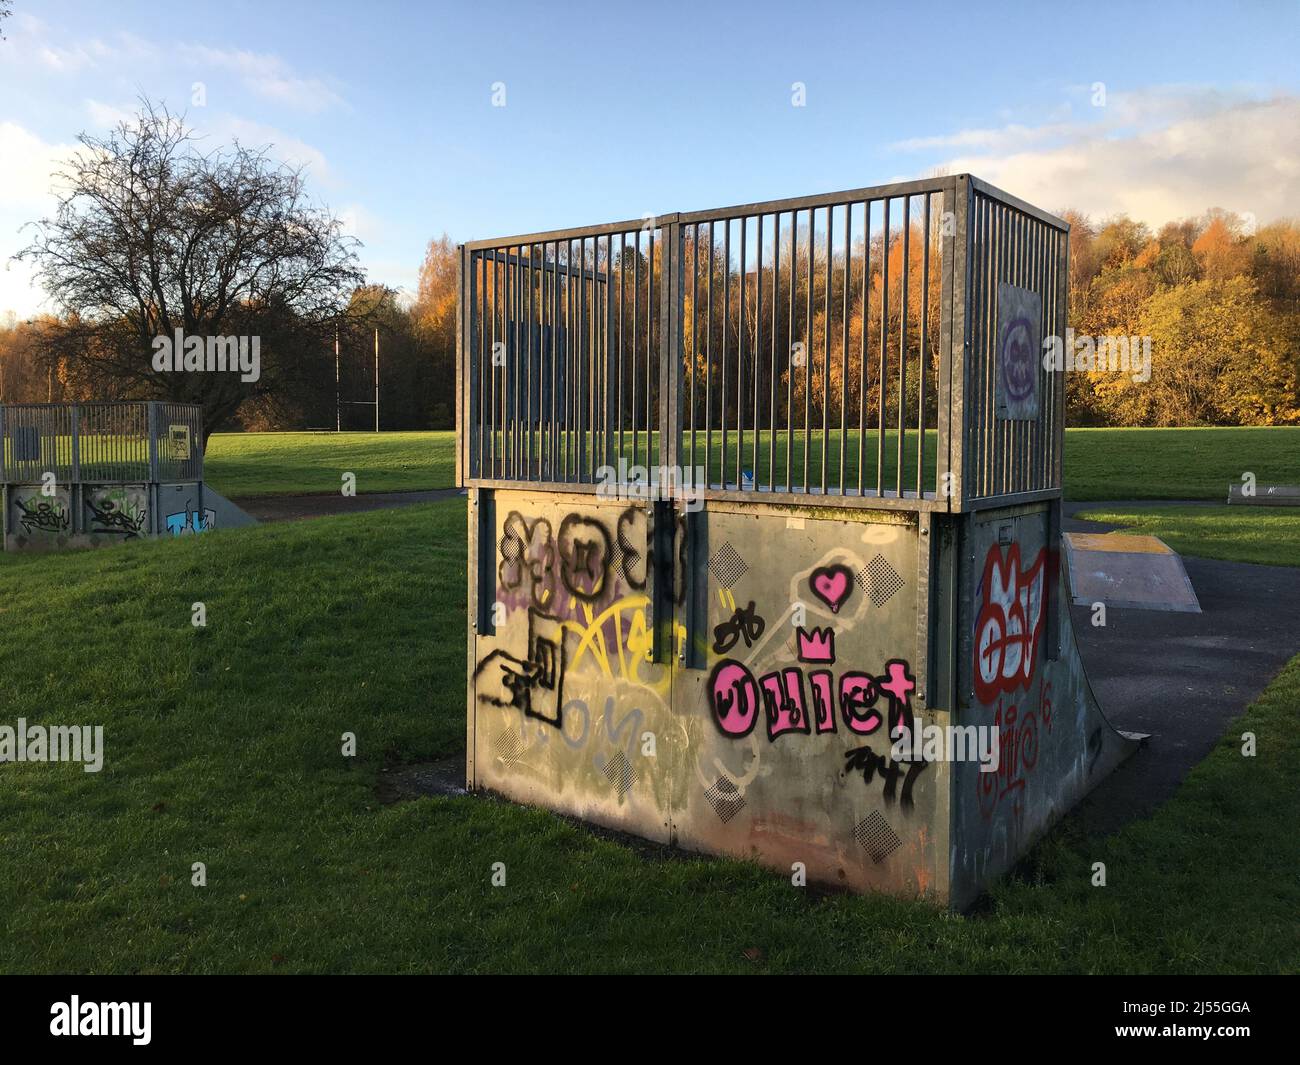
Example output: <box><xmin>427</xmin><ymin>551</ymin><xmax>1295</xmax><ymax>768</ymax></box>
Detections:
<box><xmin>84</xmin><ymin>485</ymin><xmax>149</xmax><ymax>544</ymax></box>
<box><xmin>467</xmin><ymin>488</ymin><xmax>1138</xmax><ymax>908</ymax></box>
<box><xmin>7</xmin><ymin>485</ymin><xmax>74</xmax><ymax>551</ymax></box>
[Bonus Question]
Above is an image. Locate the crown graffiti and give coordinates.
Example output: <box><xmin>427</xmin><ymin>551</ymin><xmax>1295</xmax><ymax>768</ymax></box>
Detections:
<box><xmin>796</xmin><ymin>626</ymin><xmax>835</xmax><ymax>663</ymax></box>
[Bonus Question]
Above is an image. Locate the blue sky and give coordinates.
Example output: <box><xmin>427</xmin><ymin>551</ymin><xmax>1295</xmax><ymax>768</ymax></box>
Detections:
<box><xmin>3</xmin><ymin>0</ymin><xmax>1299</xmax><ymax>316</ymax></box>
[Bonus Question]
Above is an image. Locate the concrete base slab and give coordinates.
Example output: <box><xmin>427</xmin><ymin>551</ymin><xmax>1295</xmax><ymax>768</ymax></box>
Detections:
<box><xmin>1064</xmin><ymin>531</ymin><xmax>1201</xmax><ymax>613</ymax></box>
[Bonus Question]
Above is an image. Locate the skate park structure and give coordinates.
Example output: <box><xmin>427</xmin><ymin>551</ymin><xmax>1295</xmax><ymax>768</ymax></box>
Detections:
<box><xmin>1</xmin><ymin>401</ymin><xmax>255</xmax><ymax>551</ymax></box>
<box><xmin>457</xmin><ymin>174</ymin><xmax>1139</xmax><ymax>908</ymax></box>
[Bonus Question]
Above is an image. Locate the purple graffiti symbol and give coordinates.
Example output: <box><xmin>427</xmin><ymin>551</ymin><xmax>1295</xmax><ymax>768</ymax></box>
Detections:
<box><xmin>1001</xmin><ymin>315</ymin><xmax>1036</xmax><ymax>402</ymax></box>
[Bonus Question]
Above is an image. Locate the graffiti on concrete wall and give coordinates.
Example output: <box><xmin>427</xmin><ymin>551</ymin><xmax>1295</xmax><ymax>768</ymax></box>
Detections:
<box><xmin>166</xmin><ymin>505</ymin><xmax>215</xmax><ymax>535</ymax></box>
<box><xmin>87</xmin><ymin>488</ymin><xmax>148</xmax><ymax>539</ymax></box>
<box><xmin>481</xmin><ymin>506</ymin><xmax>681</xmax><ymax>735</ymax></box>
<box><xmin>703</xmin><ymin>559</ymin><xmax>924</xmax><ymax>811</ymax></box>
<box><xmin>972</xmin><ymin>541</ymin><xmax>1052</xmax><ymax>820</ymax></box>
<box><xmin>475</xmin><ymin>607</ymin><xmax>567</xmax><ymax>728</ymax></box>
<box><xmin>973</xmin><ymin>543</ymin><xmax>1045</xmax><ymax>705</ymax></box>
<box><xmin>14</xmin><ymin>494</ymin><xmax>70</xmax><ymax>536</ymax></box>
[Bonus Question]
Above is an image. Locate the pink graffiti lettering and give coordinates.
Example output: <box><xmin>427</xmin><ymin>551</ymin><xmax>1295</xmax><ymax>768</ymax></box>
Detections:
<box><xmin>710</xmin><ymin>658</ymin><xmax>915</xmax><ymax>743</ymax></box>
<box><xmin>708</xmin><ymin>661</ymin><xmax>760</xmax><ymax>737</ymax></box>
<box><xmin>761</xmin><ymin>668</ymin><xmax>809</xmax><ymax>740</ymax></box>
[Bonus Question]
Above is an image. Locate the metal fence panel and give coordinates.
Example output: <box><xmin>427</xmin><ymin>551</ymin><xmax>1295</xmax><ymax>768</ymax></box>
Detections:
<box><xmin>459</xmin><ymin>175</ymin><xmax>1068</xmax><ymax>513</ymax></box>
<box><xmin>0</xmin><ymin>402</ymin><xmax>204</xmax><ymax>485</ymax></box>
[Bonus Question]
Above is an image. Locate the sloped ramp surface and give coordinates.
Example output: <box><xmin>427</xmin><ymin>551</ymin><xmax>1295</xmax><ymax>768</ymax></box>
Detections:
<box><xmin>201</xmin><ymin>485</ymin><xmax>258</xmax><ymax>529</ymax></box>
<box><xmin>1065</xmin><ymin>531</ymin><xmax>1200</xmax><ymax>613</ymax></box>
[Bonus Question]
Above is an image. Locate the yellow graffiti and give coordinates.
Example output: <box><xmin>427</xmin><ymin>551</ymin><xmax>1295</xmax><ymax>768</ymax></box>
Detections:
<box><xmin>562</xmin><ymin>595</ymin><xmax>684</xmax><ymax>694</ymax></box>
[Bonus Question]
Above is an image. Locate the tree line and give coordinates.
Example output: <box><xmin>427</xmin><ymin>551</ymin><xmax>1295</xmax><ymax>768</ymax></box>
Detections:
<box><xmin>2</xmin><ymin>101</ymin><xmax>1295</xmax><ymax>438</ymax></box>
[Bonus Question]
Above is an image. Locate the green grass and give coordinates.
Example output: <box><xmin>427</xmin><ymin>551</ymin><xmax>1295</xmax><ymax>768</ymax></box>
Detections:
<box><xmin>199</xmin><ymin>426</ymin><xmax>1299</xmax><ymax>502</ymax></box>
<box><xmin>204</xmin><ymin>431</ymin><xmax>457</xmax><ymax>497</ymax></box>
<box><xmin>1</xmin><ymin>499</ymin><xmax>1297</xmax><ymax>973</ymax></box>
<box><xmin>1073</xmin><ymin>505</ymin><xmax>1300</xmax><ymax>567</ymax></box>
<box><xmin>1064</xmin><ymin>426</ymin><xmax>1300</xmax><ymax>501</ymax></box>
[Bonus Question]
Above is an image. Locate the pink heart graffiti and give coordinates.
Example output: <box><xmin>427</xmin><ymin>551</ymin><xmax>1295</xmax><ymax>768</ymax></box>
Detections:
<box><xmin>810</xmin><ymin>564</ymin><xmax>853</xmax><ymax>614</ymax></box>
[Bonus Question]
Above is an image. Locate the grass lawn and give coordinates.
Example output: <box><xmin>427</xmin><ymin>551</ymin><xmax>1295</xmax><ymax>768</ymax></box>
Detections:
<box><xmin>1064</xmin><ymin>426</ymin><xmax>1300</xmax><ymax>501</ymax></box>
<box><xmin>200</xmin><ymin>426</ymin><xmax>1299</xmax><ymax>503</ymax></box>
<box><xmin>1074</xmin><ymin>505</ymin><xmax>1300</xmax><ymax>567</ymax></box>
<box><xmin>1</xmin><ymin>498</ymin><xmax>1296</xmax><ymax>974</ymax></box>
<box><xmin>204</xmin><ymin>431</ymin><xmax>457</xmax><ymax>497</ymax></box>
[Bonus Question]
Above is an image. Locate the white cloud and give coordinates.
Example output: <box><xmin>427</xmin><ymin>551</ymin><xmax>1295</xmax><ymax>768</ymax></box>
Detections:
<box><xmin>84</xmin><ymin>99</ymin><xmax>136</xmax><ymax>130</ymax></box>
<box><xmin>0</xmin><ymin>121</ymin><xmax>77</xmax><ymax>208</ymax></box>
<box><xmin>177</xmin><ymin>44</ymin><xmax>346</xmax><ymax>113</ymax></box>
<box><xmin>212</xmin><ymin>116</ymin><xmax>334</xmax><ymax>184</ymax></box>
<box><xmin>899</xmin><ymin>87</ymin><xmax>1300</xmax><ymax>227</ymax></box>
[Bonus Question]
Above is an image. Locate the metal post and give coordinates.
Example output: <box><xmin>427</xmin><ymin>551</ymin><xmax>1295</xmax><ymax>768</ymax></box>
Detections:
<box><xmin>374</xmin><ymin>327</ymin><xmax>380</xmax><ymax>433</ymax></box>
<box><xmin>335</xmin><ymin>327</ymin><xmax>341</xmax><ymax>433</ymax></box>
<box><xmin>147</xmin><ymin>401</ymin><xmax>159</xmax><ymax>483</ymax></box>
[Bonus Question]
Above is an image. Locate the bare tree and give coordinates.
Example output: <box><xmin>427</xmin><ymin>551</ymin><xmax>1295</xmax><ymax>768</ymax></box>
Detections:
<box><xmin>16</xmin><ymin>99</ymin><xmax>364</xmax><ymax>444</ymax></box>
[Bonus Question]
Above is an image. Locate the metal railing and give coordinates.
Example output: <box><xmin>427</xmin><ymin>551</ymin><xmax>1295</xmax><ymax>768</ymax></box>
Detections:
<box><xmin>458</xmin><ymin>174</ymin><xmax>1069</xmax><ymax>512</ymax></box>
<box><xmin>0</xmin><ymin>401</ymin><xmax>204</xmax><ymax>484</ymax></box>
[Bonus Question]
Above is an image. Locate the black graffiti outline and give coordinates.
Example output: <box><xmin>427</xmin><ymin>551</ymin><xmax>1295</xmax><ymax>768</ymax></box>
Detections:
<box><xmin>809</xmin><ymin>562</ymin><xmax>855</xmax><ymax>614</ymax></box>
<box><xmin>616</xmin><ymin>506</ymin><xmax>647</xmax><ymax>591</ymax></box>
<box><xmin>712</xmin><ymin>600</ymin><xmax>766</xmax><ymax>655</ymax></box>
<box><xmin>88</xmin><ymin>497</ymin><xmax>147</xmax><ymax>538</ymax></box>
<box><xmin>843</xmin><ymin>746</ymin><xmax>928</xmax><ymax>809</ymax></box>
<box><xmin>760</xmin><ymin>667</ymin><xmax>813</xmax><ymax>742</ymax></box>
<box><xmin>473</xmin><ymin>607</ymin><xmax>567</xmax><ymax>729</ymax></box>
<box><xmin>795</xmin><ymin>625</ymin><xmax>835</xmax><ymax>663</ymax></box>
<box><xmin>557</xmin><ymin>514</ymin><xmax>613</xmax><ymax>603</ymax></box>
<box><xmin>16</xmin><ymin>496</ymin><xmax>69</xmax><ymax>535</ymax></box>
<box><xmin>498</xmin><ymin>511</ymin><xmax>556</xmax><ymax>609</ymax></box>
<box><xmin>707</xmin><ymin>658</ymin><xmax>760</xmax><ymax>738</ymax></box>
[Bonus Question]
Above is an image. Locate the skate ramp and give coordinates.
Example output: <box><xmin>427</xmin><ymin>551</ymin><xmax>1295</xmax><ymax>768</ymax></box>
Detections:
<box><xmin>1064</xmin><ymin>532</ymin><xmax>1201</xmax><ymax>614</ymax></box>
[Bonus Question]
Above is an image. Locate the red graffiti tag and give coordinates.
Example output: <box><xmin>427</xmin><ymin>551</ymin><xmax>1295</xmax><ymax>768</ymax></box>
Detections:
<box><xmin>973</xmin><ymin>543</ymin><xmax>1046</xmax><ymax>706</ymax></box>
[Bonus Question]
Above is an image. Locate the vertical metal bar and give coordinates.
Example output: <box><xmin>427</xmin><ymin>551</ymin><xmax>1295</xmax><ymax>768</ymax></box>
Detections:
<box><xmin>898</xmin><ymin>196</ymin><xmax>910</xmax><ymax>496</ymax></box>
<box><xmin>737</xmin><ymin>216</ymin><xmax>746</xmax><ymax>486</ymax></box>
<box><xmin>663</xmin><ymin>220</ymin><xmax>682</xmax><ymax>478</ymax></box>
<box><xmin>489</xmin><ymin>252</ymin><xmax>498</xmax><ymax>478</ymax></box>
<box><xmin>785</xmin><ymin>211</ymin><xmax>794</xmax><ymax>492</ymax></box>
<box><xmin>468</xmin><ymin>252</ymin><xmax>480</xmax><ymax>480</ymax></box>
<box><xmin>840</xmin><ymin>202</ymin><xmax>850</xmax><ymax>491</ymax></box>
<box><xmin>821</xmin><ymin>206</ymin><xmax>830</xmax><ymax>495</ymax></box>
<box><xmin>605</xmin><ymin>236</ymin><xmax>616</xmax><ymax>477</ymax></box>
<box><xmin>858</xmin><ymin>200</ymin><xmax>870</xmax><ymax>494</ymax></box>
<box><xmin>721</xmin><ymin>219</ymin><xmax>730</xmax><ymax>487</ymax></box>
<box><xmin>690</xmin><ymin>224</ymin><xmax>699</xmax><ymax>473</ymax></box>
<box><xmin>632</xmin><ymin>232</ymin><xmax>640</xmax><ymax>470</ymax></box>
<box><xmin>769</xmin><ymin>212</ymin><xmax>779</xmax><ymax>491</ymax></box>
<box><xmin>502</xmin><ymin>248</ymin><xmax>511</xmax><ymax>476</ymax></box>
<box><xmin>147</xmin><ymin>401</ymin><xmax>159</xmax><ymax>483</ymax></box>
<box><xmin>917</xmin><ymin>193</ymin><xmax>931</xmax><ymax>497</ymax></box>
<box><xmin>803</xmin><ymin>208</ymin><xmax>812</xmax><ymax>492</ymax></box>
<box><xmin>753</xmin><ymin>213</ymin><xmax>762</xmax><ymax>484</ymax></box>
<box><xmin>705</xmin><ymin>223</ymin><xmax>714</xmax><ymax>486</ymax></box>
<box><xmin>647</xmin><ymin>227</ymin><xmax>656</xmax><ymax>469</ymax></box>
<box><xmin>477</xmin><ymin>254</ymin><xmax>487</xmax><ymax>477</ymax></box>
<box><xmin>580</xmin><ymin>237</ymin><xmax>589</xmax><ymax>482</ymax></box>
<box><xmin>618</xmin><ymin>233</ymin><xmax>626</xmax><ymax>469</ymax></box>
<box><xmin>941</xmin><ymin>175</ymin><xmax>967</xmax><ymax>510</ymax></box>
<box><xmin>877</xmin><ymin>197</ymin><xmax>890</xmax><ymax>495</ymax></box>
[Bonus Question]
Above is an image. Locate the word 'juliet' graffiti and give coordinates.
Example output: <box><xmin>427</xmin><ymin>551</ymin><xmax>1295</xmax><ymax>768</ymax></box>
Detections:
<box><xmin>710</xmin><ymin>632</ymin><xmax>916</xmax><ymax>744</ymax></box>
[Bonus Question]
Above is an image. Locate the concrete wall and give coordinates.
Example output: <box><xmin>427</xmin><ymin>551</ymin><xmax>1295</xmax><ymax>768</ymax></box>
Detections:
<box><xmin>948</xmin><ymin>504</ymin><xmax>1137</xmax><ymax>909</ymax></box>
<box><xmin>3</xmin><ymin>480</ymin><xmax>253</xmax><ymax>551</ymax></box>
<box><xmin>468</xmin><ymin>489</ymin><xmax>1136</xmax><ymax>907</ymax></box>
<box><xmin>468</xmin><ymin>488</ymin><xmax>949</xmax><ymax>900</ymax></box>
